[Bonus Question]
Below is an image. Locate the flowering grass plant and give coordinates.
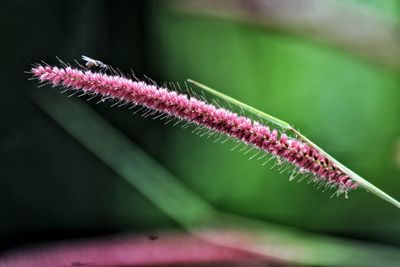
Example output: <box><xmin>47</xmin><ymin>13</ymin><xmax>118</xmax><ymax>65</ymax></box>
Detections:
<box><xmin>29</xmin><ymin>57</ymin><xmax>400</xmax><ymax>208</ymax></box>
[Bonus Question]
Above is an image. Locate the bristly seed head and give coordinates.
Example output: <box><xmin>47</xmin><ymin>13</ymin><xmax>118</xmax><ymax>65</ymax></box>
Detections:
<box><xmin>30</xmin><ymin>62</ymin><xmax>358</xmax><ymax>195</ymax></box>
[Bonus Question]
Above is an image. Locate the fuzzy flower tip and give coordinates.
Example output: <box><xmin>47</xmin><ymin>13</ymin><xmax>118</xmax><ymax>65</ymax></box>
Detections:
<box><xmin>31</xmin><ymin>64</ymin><xmax>358</xmax><ymax>193</ymax></box>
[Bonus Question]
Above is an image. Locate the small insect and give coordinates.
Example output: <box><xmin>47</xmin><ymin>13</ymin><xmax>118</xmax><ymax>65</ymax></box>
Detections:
<box><xmin>81</xmin><ymin>55</ymin><xmax>108</xmax><ymax>69</ymax></box>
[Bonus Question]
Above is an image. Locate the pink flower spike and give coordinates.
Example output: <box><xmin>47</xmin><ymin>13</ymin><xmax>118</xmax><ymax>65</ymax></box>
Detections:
<box><xmin>29</xmin><ymin>62</ymin><xmax>358</xmax><ymax>194</ymax></box>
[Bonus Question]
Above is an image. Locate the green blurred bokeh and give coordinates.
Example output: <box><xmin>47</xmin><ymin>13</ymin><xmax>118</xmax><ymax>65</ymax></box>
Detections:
<box><xmin>151</xmin><ymin>1</ymin><xmax>400</xmax><ymax>243</ymax></box>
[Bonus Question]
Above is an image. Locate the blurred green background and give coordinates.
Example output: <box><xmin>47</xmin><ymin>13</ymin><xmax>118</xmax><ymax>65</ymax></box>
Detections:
<box><xmin>1</xmin><ymin>0</ymin><xmax>399</xmax><ymax>265</ymax></box>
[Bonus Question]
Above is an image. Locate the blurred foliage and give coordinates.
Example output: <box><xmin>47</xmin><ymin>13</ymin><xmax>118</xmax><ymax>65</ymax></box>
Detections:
<box><xmin>150</xmin><ymin>1</ymin><xmax>400</xmax><ymax>243</ymax></box>
<box><xmin>1</xmin><ymin>0</ymin><xmax>399</xmax><ymax>261</ymax></box>
<box><xmin>31</xmin><ymin>85</ymin><xmax>400</xmax><ymax>267</ymax></box>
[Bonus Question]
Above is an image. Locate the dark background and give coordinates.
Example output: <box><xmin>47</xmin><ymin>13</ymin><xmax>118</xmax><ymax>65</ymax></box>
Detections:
<box><xmin>1</xmin><ymin>1</ymin><xmax>173</xmax><ymax>251</ymax></box>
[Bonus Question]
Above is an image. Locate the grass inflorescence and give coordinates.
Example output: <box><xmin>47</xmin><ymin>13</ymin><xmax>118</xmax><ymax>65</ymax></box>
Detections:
<box><xmin>29</xmin><ymin>57</ymin><xmax>362</xmax><ymax>198</ymax></box>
